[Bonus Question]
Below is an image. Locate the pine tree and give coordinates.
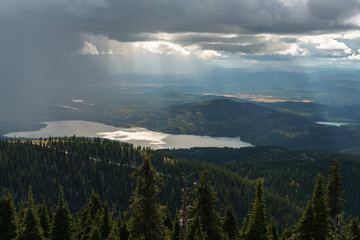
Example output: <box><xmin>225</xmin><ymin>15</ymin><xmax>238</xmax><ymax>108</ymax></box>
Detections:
<box><xmin>16</xmin><ymin>186</ymin><xmax>44</xmax><ymax>240</ymax></box>
<box><xmin>179</xmin><ymin>174</ymin><xmax>192</xmax><ymax>240</ymax></box>
<box><xmin>80</xmin><ymin>208</ymin><xmax>95</xmax><ymax>240</ymax></box>
<box><xmin>348</xmin><ymin>217</ymin><xmax>360</xmax><ymax>240</ymax></box>
<box><xmin>280</xmin><ymin>222</ymin><xmax>292</xmax><ymax>240</ymax></box>
<box><xmin>296</xmin><ymin>200</ymin><xmax>314</xmax><ymax>240</ymax></box>
<box><xmin>191</xmin><ymin>170</ymin><xmax>225</xmax><ymax>240</ymax></box>
<box><xmin>50</xmin><ymin>187</ymin><xmax>73</xmax><ymax>240</ymax></box>
<box><xmin>164</xmin><ymin>208</ymin><xmax>174</xmax><ymax>232</ymax></box>
<box><xmin>119</xmin><ymin>218</ymin><xmax>130</xmax><ymax>240</ymax></box>
<box><xmin>312</xmin><ymin>173</ymin><xmax>329</xmax><ymax>240</ymax></box>
<box><xmin>100</xmin><ymin>202</ymin><xmax>112</xmax><ymax>239</ymax></box>
<box><xmin>187</xmin><ymin>215</ymin><xmax>207</xmax><ymax>240</ymax></box>
<box><xmin>171</xmin><ymin>212</ymin><xmax>181</xmax><ymax>240</ymax></box>
<box><xmin>38</xmin><ymin>202</ymin><xmax>51</xmax><ymax>239</ymax></box>
<box><xmin>18</xmin><ymin>200</ymin><xmax>26</xmax><ymax>229</ymax></box>
<box><xmin>238</xmin><ymin>217</ymin><xmax>247</xmax><ymax>240</ymax></box>
<box><xmin>223</xmin><ymin>206</ymin><xmax>238</xmax><ymax>240</ymax></box>
<box><xmin>326</xmin><ymin>160</ymin><xmax>344</xmax><ymax>218</ymax></box>
<box><xmin>128</xmin><ymin>156</ymin><xmax>168</xmax><ymax>240</ymax></box>
<box><xmin>89</xmin><ymin>227</ymin><xmax>102</xmax><ymax>240</ymax></box>
<box><xmin>88</xmin><ymin>190</ymin><xmax>102</xmax><ymax>221</ymax></box>
<box><xmin>268</xmin><ymin>217</ymin><xmax>279</xmax><ymax>240</ymax></box>
<box><xmin>245</xmin><ymin>178</ymin><xmax>269</xmax><ymax>240</ymax></box>
<box><xmin>0</xmin><ymin>193</ymin><xmax>18</xmax><ymax>240</ymax></box>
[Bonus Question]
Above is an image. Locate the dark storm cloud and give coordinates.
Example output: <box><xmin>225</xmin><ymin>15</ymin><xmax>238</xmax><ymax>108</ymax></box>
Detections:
<box><xmin>0</xmin><ymin>0</ymin><xmax>359</xmax><ymax>121</ymax></box>
<box><xmin>2</xmin><ymin>0</ymin><xmax>360</xmax><ymax>41</ymax></box>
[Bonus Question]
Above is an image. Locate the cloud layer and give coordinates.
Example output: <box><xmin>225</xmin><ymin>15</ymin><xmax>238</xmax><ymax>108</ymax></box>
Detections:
<box><xmin>1</xmin><ymin>0</ymin><xmax>360</xmax><ymax>82</ymax></box>
<box><xmin>1</xmin><ymin>0</ymin><xmax>360</xmax><ymax>120</ymax></box>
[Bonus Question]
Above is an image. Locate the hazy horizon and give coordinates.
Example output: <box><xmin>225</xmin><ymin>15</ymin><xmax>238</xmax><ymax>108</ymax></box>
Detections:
<box><xmin>2</xmin><ymin>0</ymin><xmax>360</xmax><ymax>121</ymax></box>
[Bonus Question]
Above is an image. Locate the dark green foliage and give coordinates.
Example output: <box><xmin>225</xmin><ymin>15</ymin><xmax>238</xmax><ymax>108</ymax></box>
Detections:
<box><xmin>16</xmin><ymin>186</ymin><xmax>44</xmax><ymax>240</ymax></box>
<box><xmin>79</xmin><ymin>208</ymin><xmax>94</xmax><ymax>240</ymax></box>
<box><xmin>245</xmin><ymin>179</ymin><xmax>268</xmax><ymax>240</ymax></box>
<box><xmin>238</xmin><ymin>217</ymin><xmax>247</xmax><ymax>240</ymax></box>
<box><xmin>88</xmin><ymin>190</ymin><xmax>102</xmax><ymax>222</ymax></box>
<box><xmin>128</xmin><ymin>157</ymin><xmax>169</xmax><ymax>240</ymax></box>
<box><xmin>0</xmin><ymin>193</ymin><xmax>18</xmax><ymax>240</ymax></box>
<box><xmin>268</xmin><ymin>218</ymin><xmax>279</xmax><ymax>240</ymax></box>
<box><xmin>50</xmin><ymin>188</ymin><xmax>73</xmax><ymax>240</ymax></box>
<box><xmin>190</xmin><ymin>170</ymin><xmax>225</xmax><ymax>240</ymax></box>
<box><xmin>39</xmin><ymin>202</ymin><xmax>51</xmax><ymax>238</ymax></box>
<box><xmin>312</xmin><ymin>174</ymin><xmax>329</xmax><ymax>240</ymax></box>
<box><xmin>296</xmin><ymin>200</ymin><xmax>314</xmax><ymax>239</ymax></box>
<box><xmin>17</xmin><ymin>200</ymin><xmax>26</xmax><ymax>231</ymax></box>
<box><xmin>279</xmin><ymin>223</ymin><xmax>292</xmax><ymax>240</ymax></box>
<box><xmin>165</xmin><ymin>146</ymin><xmax>360</xmax><ymax>219</ymax></box>
<box><xmin>89</xmin><ymin>227</ymin><xmax>102</xmax><ymax>240</ymax></box>
<box><xmin>1</xmin><ymin>138</ymin><xmax>360</xmax><ymax>240</ymax></box>
<box><xmin>223</xmin><ymin>206</ymin><xmax>238</xmax><ymax>240</ymax></box>
<box><xmin>348</xmin><ymin>217</ymin><xmax>360</xmax><ymax>240</ymax></box>
<box><xmin>326</xmin><ymin>159</ymin><xmax>344</xmax><ymax>219</ymax></box>
<box><xmin>119</xmin><ymin>218</ymin><xmax>130</xmax><ymax>240</ymax></box>
<box><xmin>187</xmin><ymin>216</ymin><xmax>207</xmax><ymax>240</ymax></box>
<box><xmin>100</xmin><ymin>202</ymin><xmax>112</xmax><ymax>239</ymax></box>
<box><xmin>163</xmin><ymin>208</ymin><xmax>174</xmax><ymax>231</ymax></box>
<box><xmin>0</xmin><ymin>139</ymin><xmax>303</xmax><ymax>227</ymax></box>
<box><xmin>171</xmin><ymin>212</ymin><xmax>180</xmax><ymax>240</ymax></box>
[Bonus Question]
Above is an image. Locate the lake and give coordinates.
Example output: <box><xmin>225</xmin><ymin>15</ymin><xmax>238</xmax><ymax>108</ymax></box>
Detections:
<box><xmin>4</xmin><ymin>120</ymin><xmax>252</xmax><ymax>149</ymax></box>
<box><xmin>316</xmin><ymin>121</ymin><xmax>351</xmax><ymax>127</ymax></box>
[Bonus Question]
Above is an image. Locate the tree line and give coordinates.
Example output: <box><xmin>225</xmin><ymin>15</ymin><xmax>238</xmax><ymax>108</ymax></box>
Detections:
<box><xmin>0</xmin><ymin>138</ymin><xmax>303</xmax><ymax>227</ymax></box>
<box><xmin>1</xmin><ymin>155</ymin><xmax>360</xmax><ymax>239</ymax></box>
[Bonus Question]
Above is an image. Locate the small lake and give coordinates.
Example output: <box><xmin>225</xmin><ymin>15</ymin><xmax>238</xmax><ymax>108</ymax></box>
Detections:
<box><xmin>4</xmin><ymin>120</ymin><xmax>252</xmax><ymax>149</ymax></box>
<box><xmin>316</xmin><ymin>121</ymin><xmax>351</xmax><ymax>127</ymax></box>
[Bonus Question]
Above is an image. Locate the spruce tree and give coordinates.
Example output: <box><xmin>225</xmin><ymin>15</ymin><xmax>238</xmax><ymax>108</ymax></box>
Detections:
<box><xmin>88</xmin><ymin>190</ymin><xmax>102</xmax><ymax>221</ymax></box>
<box><xmin>312</xmin><ymin>173</ymin><xmax>329</xmax><ymax>240</ymax></box>
<box><xmin>18</xmin><ymin>200</ymin><xmax>26</xmax><ymax>230</ymax></box>
<box><xmin>171</xmin><ymin>212</ymin><xmax>181</xmax><ymax>240</ymax></box>
<box><xmin>100</xmin><ymin>202</ymin><xmax>112</xmax><ymax>239</ymax></box>
<box><xmin>245</xmin><ymin>178</ymin><xmax>269</xmax><ymax>240</ymax></box>
<box><xmin>223</xmin><ymin>206</ymin><xmax>238</xmax><ymax>240</ymax></box>
<box><xmin>187</xmin><ymin>215</ymin><xmax>207</xmax><ymax>240</ymax></box>
<box><xmin>80</xmin><ymin>208</ymin><xmax>95</xmax><ymax>240</ymax></box>
<box><xmin>89</xmin><ymin>227</ymin><xmax>102</xmax><ymax>240</ymax></box>
<box><xmin>348</xmin><ymin>217</ymin><xmax>360</xmax><ymax>240</ymax></box>
<box><xmin>268</xmin><ymin>217</ymin><xmax>279</xmax><ymax>240</ymax></box>
<box><xmin>238</xmin><ymin>217</ymin><xmax>247</xmax><ymax>240</ymax></box>
<box><xmin>164</xmin><ymin>208</ymin><xmax>174</xmax><ymax>232</ymax></box>
<box><xmin>16</xmin><ymin>186</ymin><xmax>44</xmax><ymax>240</ymax></box>
<box><xmin>128</xmin><ymin>156</ymin><xmax>168</xmax><ymax>240</ymax></box>
<box><xmin>280</xmin><ymin>222</ymin><xmax>292</xmax><ymax>240</ymax></box>
<box><xmin>39</xmin><ymin>202</ymin><xmax>51</xmax><ymax>239</ymax></box>
<box><xmin>190</xmin><ymin>170</ymin><xmax>225</xmax><ymax>240</ymax></box>
<box><xmin>50</xmin><ymin>187</ymin><xmax>73</xmax><ymax>240</ymax></box>
<box><xmin>119</xmin><ymin>218</ymin><xmax>130</xmax><ymax>240</ymax></box>
<box><xmin>0</xmin><ymin>193</ymin><xmax>18</xmax><ymax>240</ymax></box>
<box><xmin>296</xmin><ymin>200</ymin><xmax>314</xmax><ymax>240</ymax></box>
<box><xmin>326</xmin><ymin>160</ymin><xmax>344</xmax><ymax>219</ymax></box>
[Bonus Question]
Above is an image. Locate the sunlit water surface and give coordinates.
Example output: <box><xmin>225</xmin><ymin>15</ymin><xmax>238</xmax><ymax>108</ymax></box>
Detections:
<box><xmin>4</xmin><ymin>120</ymin><xmax>252</xmax><ymax>149</ymax></box>
<box><xmin>316</xmin><ymin>121</ymin><xmax>351</xmax><ymax>127</ymax></box>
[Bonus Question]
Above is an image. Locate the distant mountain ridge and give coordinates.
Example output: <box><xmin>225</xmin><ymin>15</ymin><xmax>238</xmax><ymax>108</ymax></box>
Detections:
<box><xmin>136</xmin><ymin>99</ymin><xmax>360</xmax><ymax>152</ymax></box>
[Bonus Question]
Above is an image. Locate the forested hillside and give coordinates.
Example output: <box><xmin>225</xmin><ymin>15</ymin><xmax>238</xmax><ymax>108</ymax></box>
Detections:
<box><xmin>1</xmin><ymin>139</ymin><xmax>359</xmax><ymax>239</ymax></box>
<box><xmin>136</xmin><ymin>99</ymin><xmax>360</xmax><ymax>152</ymax></box>
<box><xmin>162</xmin><ymin>146</ymin><xmax>360</xmax><ymax>218</ymax></box>
<box><xmin>0</xmin><ymin>138</ymin><xmax>302</xmax><ymax>228</ymax></box>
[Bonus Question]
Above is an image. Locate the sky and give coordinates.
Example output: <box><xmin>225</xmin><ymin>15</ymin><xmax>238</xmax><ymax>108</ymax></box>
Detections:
<box><xmin>2</xmin><ymin>0</ymin><xmax>360</xmax><ymax>72</ymax></box>
<box><xmin>1</xmin><ymin>0</ymin><xmax>360</xmax><ymax>116</ymax></box>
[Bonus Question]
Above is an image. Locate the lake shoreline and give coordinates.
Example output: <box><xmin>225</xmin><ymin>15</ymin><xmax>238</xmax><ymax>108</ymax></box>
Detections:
<box><xmin>4</xmin><ymin>120</ymin><xmax>253</xmax><ymax>150</ymax></box>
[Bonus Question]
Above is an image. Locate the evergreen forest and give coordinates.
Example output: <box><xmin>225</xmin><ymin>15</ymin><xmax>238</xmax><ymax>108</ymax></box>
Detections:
<box><xmin>0</xmin><ymin>138</ymin><xmax>360</xmax><ymax>239</ymax></box>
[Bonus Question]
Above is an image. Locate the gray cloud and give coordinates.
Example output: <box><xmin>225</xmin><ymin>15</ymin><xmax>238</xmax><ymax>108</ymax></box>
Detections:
<box><xmin>1</xmin><ymin>0</ymin><xmax>360</xmax><ymax>121</ymax></box>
